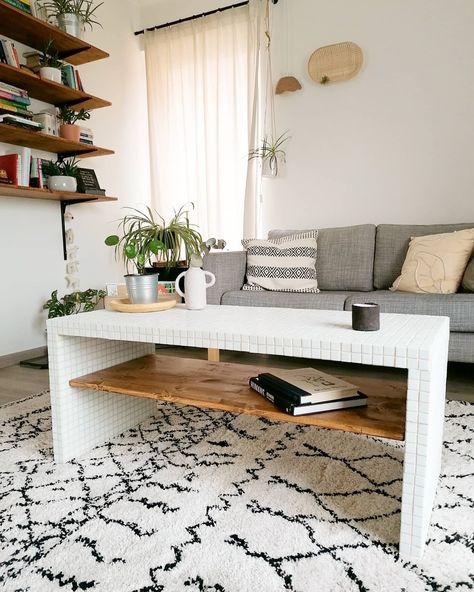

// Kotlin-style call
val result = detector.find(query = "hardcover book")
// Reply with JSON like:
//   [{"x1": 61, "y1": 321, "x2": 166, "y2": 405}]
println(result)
[{"x1": 249, "y1": 376, "x2": 368, "y2": 416}]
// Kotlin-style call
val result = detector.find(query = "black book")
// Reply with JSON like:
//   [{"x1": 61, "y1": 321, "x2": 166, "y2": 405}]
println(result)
[{"x1": 249, "y1": 377, "x2": 368, "y2": 416}]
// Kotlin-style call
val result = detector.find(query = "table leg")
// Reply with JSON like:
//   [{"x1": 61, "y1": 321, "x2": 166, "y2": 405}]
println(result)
[
  {"x1": 208, "y1": 348, "x2": 220, "y2": 362},
  {"x1": 399, "y1": 330, "x2": 449, "y2": 561},
  {"x1": 48, "y1": 332, "x2": 156, "y2": 463}
]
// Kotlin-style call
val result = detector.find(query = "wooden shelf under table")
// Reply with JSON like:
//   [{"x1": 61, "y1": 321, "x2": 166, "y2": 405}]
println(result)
[
  {"x1": 70, "y1": 355, "x2": 406, "y2": 440},
  {"x1": 0, "y1": 63, "x2": 111, "y2": 111},
  {"x1": 0, "y1": 1, "x2": 109, "y2": 65},
  {"x1": 0, "y1": 123, "x2": 114, "y2": 158}
]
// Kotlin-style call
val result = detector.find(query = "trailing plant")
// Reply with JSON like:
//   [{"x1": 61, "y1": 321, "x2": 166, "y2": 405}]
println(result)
[
  {"x1": 42, "y1": 157, "x2": 79, "y2": 177},
  {"x1": 105, "y1": 204, "x2": 203, "y2": 274},
  {"x1": 58, "y1": 106, "x2": 91, "y2": 125},
  {"x1": 248, "y1": 131, "x2": 290, "y2": 176},
  {"x1": 43, "y1": 288, "x2": 106, "y2": 318},
  {"x1": 40, "y1": 39, "x2": 62, "y2": 68},
  {"x1": 38, "y1": 0, "x2": 104, "y2": 29}
]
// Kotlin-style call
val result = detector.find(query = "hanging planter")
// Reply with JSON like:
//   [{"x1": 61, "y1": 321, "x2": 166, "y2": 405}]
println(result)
[{"x1": 248, "y1": 131, "x2": 289, "y2": 177}]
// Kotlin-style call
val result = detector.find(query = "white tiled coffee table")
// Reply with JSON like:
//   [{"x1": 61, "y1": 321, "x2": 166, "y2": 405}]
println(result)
[{"x1": 47, "y1": 305, "x2": 450, "y2": 562}]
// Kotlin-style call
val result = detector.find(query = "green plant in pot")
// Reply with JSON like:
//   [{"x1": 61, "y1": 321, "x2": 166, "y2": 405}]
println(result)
[
  {"x1": 39, "y1": 39, "x2": 63, "y2": 83},
  {"x1": 105, "y1": 214, "x2": 166, "y2": 305},
  {"x1": 57, "y1": 106, "x2": 90, "y2": 143},
  {"x1": 42, "y1": 157, "x2": 79, "y2": 192},
  {"x1": 248, "y1": 131, "x2": 290, "y2": 177},
  {"x1": 43, "y1": 288, "x2": 106, "y2": 318},
  {"x1": 38, "y1": 0, "x2": 104, "y2": 38}
]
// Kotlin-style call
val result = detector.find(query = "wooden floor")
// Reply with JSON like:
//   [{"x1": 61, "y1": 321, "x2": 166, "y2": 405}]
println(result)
[{"x1": 0, "y1": 345, "x2": 473, "y2": 406}]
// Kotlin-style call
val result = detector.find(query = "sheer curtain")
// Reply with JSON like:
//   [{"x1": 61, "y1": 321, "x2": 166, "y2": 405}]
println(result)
[{"x1": 144, "y1": 2, "x2": 263, "y2": 247}]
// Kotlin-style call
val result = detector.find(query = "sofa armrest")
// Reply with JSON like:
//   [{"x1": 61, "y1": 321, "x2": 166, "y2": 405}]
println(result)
[{"x1": 203, "y1": 251, "x2": 247, "y2": 304}]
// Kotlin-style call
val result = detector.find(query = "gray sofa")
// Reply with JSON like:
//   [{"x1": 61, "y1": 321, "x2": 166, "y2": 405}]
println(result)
[{"x1": 203, "y1": 223, "x2": 474, "y2": 363}]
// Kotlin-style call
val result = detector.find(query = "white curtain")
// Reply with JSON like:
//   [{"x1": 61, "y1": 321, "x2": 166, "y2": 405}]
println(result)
[{"x1": 144, "y1": 2, "x2": 264, "y2": 248}]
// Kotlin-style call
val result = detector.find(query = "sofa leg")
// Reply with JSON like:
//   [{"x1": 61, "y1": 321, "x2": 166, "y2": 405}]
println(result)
[{"x1": 208, "y1": 348, "x2": 220, "y2": 362}]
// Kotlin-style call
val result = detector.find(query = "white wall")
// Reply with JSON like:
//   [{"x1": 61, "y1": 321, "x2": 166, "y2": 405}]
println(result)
[
  {"x1": 0, "y1": 0, "x2": 150, "y2": 356},
  {"x1": 263, "y1": 0, "x2": 474, "y2": 233}
]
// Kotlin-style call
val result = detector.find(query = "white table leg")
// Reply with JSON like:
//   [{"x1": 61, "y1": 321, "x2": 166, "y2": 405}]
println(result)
[
  {"x1": 399, "y1": 328, "x2": 449, "y2": 561},
  {"x1": 48, "y1": 332, "x2": 155, "y2": 463}
]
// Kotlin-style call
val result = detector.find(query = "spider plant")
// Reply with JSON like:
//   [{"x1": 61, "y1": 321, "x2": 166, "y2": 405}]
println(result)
[
  {"x1": 248, "y1": 131, "x2": 290, "y2": 176},
  {"x1": 40, "y1": 39, "x2": 62, "y2": 68},
  {"x1": 38, "y1": 0, "x2": 104, "y2": 29},
  {"x1": 42, "y1": 157, "x2": 79, "y2": 177}
]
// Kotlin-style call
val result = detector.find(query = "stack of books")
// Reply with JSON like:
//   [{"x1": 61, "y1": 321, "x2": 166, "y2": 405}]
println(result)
[
  {"x1": 0, "y1": 82, "x2": 33, "y2": 119},
  {"x1": 249, "y1": 367, "x2": 368, "y2": 416},
  {"x1": 0, "y1": 38, "x2": 21, "y2": 68},
  {"x1": 3, "y1": 0, "x2": 32, "y2": 14},
  {"x1": 62, "y1": 64, "x2": 84, "y2": 91},
  {"x1": 79, "y1": 126, "x2": 94, "y2": 145}
]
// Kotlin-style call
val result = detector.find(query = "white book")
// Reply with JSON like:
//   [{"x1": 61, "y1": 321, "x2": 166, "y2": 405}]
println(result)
[{"x1": 266, "y1": 367, "x2": 358, "y2": 397}]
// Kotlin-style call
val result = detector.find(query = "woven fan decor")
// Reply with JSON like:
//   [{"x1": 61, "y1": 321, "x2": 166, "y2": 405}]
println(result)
[{"x1": 308, "y1": 42, "x2": 363, "y2": 84}]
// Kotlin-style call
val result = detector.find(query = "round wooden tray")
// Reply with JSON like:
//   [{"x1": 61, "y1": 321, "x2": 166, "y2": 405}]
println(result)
[{"x1": 109, "y1": 297, "x2": 177, "y2": 313}]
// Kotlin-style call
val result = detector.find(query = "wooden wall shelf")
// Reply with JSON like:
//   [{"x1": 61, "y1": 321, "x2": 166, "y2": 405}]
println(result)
[
  {"x1": 0, "y1": 1, "x2": 109, "y2": 65},
  {"x1": 0, "y1": 184, "x2": 117, "y2": 202},
  {"x1": 0, "y1": 63, "x2": 111, "y2": 111},
  {"x1": 0, "y1": 123, "x2": 114, "y2": 158}
]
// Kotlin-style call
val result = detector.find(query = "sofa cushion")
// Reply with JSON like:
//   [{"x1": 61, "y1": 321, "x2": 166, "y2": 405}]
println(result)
[
  {"x1": 374, "y1": 223, "x2": 474, "y2": 289},
  {"x1": 242, "y1": 232, "x2": 319, "y2": 292},
  {"x1": 462, "y1": 256, "x2": 474, "y2": 292},
  {"x1": 268, "y1": 224, "x2": 376, "y2": 291},
  {"x1": 222, "y1": 290, "x2": 351, "y2": 310},
  {"x1": 344, "y1": 290, "x2": 474, "y2": 332},
  {"x1": 390, "y1": 229, "x2": 474, "y2": 294}
]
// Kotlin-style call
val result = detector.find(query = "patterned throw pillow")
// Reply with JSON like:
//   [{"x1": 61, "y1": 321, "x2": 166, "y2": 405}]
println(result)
[
  {"x1": 241, "y1": 231, "x2": 319, "y2": 292},
  {"x1": 390, "y1": 228, "x2": 474, "y2": 294}
]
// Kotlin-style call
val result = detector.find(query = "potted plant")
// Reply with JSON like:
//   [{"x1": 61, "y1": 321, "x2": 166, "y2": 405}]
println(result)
[
  {"x1": 38, "y1": 0, "x2": 104, "y2": 38},
  {"x1": 248, "y1": 131, "x2": 290, "y2": 177},
  {"x1": 39, "y1": 39, "x2": 63, "y2": 84},
  {"x1": 57, "y1": 106, "x2": 91, "y2": 142},
  {"x1": 43, "y1": 288, "x2": 106, "y2": 318},
  {"x1": 42, "y1": 157, "x2": 79, "y2": 192},
  {"x1": 105, "y1": 215, "x2": 165, "y2": 305}
]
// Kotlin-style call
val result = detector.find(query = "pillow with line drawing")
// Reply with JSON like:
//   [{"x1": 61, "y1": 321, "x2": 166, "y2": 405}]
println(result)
[{"x1": 241, "y1": 231, "x2": 319, "y2": 293}]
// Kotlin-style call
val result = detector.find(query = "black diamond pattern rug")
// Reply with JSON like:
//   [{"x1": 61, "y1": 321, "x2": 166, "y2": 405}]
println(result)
[{"x1": 0, "y1": 392, "x2": 473, "y2": 591}]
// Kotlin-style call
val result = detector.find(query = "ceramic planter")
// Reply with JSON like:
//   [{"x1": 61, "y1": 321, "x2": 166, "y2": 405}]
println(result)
[
  {"x1": 48, "y1": 176, "x2": 77, "y2": 193},
  {"x1": 57, "y1": 13, "x2": 84, "y2": 38},
  {"x1": 39, "y1": 67, "x2": 62, "y2": 84},
  {"x1": 59, "y1": 123, "x2": 81, "y2": 143}
]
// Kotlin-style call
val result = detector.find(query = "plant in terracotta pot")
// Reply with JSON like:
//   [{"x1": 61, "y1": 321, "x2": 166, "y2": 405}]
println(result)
[
  {"x1": 105, "y1": 214, "x2": 166, "y2": 305},
  {"x1": 39, "y1": 39, "x2": 63, "y2": 84},
  {"x1": 57, "y1": 106, "x2": 91, "y2": 142},
  {"x1": 38, "y1": 0, "x2": 104, "y2": 38},
  {"x1": 42, "y1": 157, "x2": 79, "y2": 192}
]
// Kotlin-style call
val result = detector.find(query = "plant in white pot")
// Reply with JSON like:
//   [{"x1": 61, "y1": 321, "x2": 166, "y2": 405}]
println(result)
[
  {"x1": 38, "y1": 0, "x2": 104, "y2": 38},
  {"x1": 57, "y1": 106, "x2": 91, "y2": 143},
  {"x1": 43, "y1": 158, "x2": 78, "y2": 193},
  {"x1": 105, "y1": 214, "x2": 166, "y2": 305},
  {"x1": 39, "y1": 40, "x2": 63, "y2": 84}
]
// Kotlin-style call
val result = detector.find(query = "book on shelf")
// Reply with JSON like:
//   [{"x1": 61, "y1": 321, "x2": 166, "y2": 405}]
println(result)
[
  {"x1": 256, "y1": 367, "x2": 359, "y2": 405},
  {"x1": 0, "y1": 81, "x2": 29, "y2": 98},
  {"x1": 3, "y1": 147, "x2": 31, "y2": 186},
  {"x1": 0, "y1": 113, "x2": 43, "y2": 129},
  {"x1": 0, "y1": 101, "x2": 33, "y2": 118},
  {"x1": 3, "y1": 0, "x2": 32, "y2": 13},
  {"x1": 249, "y1": 376, "x2": 368, "y2": 416},
  {"x1": 0, "y1": 39, "x2": 20, "y2": 68},
  {"x1": 29, "y1": 157, "x2": 43, "y2": 189},
  {"x1": 0, "y1": 90, "x2": 30, "y2": 106},
  {"x1": 0, "y1": 154, "x2": 20, "y2": 185}
]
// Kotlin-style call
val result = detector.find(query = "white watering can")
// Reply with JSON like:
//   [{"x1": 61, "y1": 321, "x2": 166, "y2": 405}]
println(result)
[{"x1": 175, "y1": 255, "x2": 216, "y2": 310}]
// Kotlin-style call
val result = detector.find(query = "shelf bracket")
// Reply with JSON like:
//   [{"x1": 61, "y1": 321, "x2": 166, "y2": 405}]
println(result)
[{"x1": 60, "y1": 198, "x2": 97, "y2": 260}]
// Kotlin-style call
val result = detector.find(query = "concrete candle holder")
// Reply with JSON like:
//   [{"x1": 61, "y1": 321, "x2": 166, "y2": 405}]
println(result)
[{"x1": 352, "y1": 303, "x2": 380, "y2": 331}]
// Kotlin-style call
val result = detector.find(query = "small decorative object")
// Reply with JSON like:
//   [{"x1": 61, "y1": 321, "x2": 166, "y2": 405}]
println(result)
[
  {"x1": 275, "y1": 76, "x2": 302, "y2": 94},
  {"x1": 175, "y1": 254, "x2": 216, "y2": 310},
  {"x1": 57, "y1": 106, "x2": 91, "y2": 143},
  {"x1": 42, "y1": 158, "x2": 79, "y2": 192},
  {"x1": 275, "y1": 0, "x2": 301, "y2": 95},
  {"x1": 38, "y1": 0, "x2": 104, "y2": 37},
  {"x1": 0, "y1": 169, "x2": 12, "y2": 184},
  {"x1": 200, "y1": 237, "x2": 227, "y2": 254},
  {"x1": 39, "y1": 39, "x2": 63, "y2": 83},
  {"x1": 32, "y1": 111, "x2": 58, "y2": 136},
  {"x1": 352, "y1": 303, "x2": 380, "y2": 331},
  {"x1": 308, "y1": 41, "x2": 363, "y2": 85},
  {"x1": 76, "y1": 167, "x2": 104, "y2": 194}
]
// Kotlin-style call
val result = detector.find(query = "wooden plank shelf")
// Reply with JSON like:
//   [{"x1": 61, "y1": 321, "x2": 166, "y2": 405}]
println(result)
[
  {"x1": 70, "y1": 354, "x2": 407, "y2": 440},
  {"x1": 0, "y1": 63, "x2": 111, "y2": 111},
  {"x1": 0, "y1": 123, "x2": 114, "y2": 158},
  {"x1": 0, "y1": 184, "x2": 117, "y2": 202},
  {"x1": 0, "y1": 1, "x2": 109, "y2": 65}
]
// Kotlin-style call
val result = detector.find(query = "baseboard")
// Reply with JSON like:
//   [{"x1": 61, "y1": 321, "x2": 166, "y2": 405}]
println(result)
[{"x1": 0, "y1": 346, "x2": 48, "y2": 369}]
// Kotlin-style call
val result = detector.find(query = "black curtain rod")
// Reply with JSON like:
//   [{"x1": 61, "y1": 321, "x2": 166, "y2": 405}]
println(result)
[{"x1": 134, "y1": 0, "x2": 278, "y2": 36}]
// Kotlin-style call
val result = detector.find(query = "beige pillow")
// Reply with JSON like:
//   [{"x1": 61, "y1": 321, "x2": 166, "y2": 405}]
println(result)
[
  {"x1": 462, "y1": 256, "x2": 474, "y2": 292},
  {"x1": 390, "y1": 228, "x2": 474, "y2": 294}
]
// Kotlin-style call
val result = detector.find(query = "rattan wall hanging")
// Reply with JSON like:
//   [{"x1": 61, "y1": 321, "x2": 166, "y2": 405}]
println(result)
[{"x1": 308, "y1": 41, "x2": 363, "y2": 85}]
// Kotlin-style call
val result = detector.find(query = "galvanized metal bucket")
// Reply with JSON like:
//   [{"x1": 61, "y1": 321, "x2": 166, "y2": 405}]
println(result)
[
  {"x1": 124, "y1": 274, "x2": 159, "y2": 305},
  {"x1": 57, "y1": 13, "x2": 84, "y2": 38}
]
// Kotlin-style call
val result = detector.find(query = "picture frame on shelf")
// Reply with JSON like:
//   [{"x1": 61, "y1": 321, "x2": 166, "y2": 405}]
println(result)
[{"x1": 76, "y1": 167, "x2": 105, "y2": 195}]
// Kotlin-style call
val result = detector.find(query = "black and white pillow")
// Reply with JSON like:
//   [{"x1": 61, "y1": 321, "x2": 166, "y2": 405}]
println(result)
[{"x1": 241, "y1": 231, "x2": 319, "y2": 292}]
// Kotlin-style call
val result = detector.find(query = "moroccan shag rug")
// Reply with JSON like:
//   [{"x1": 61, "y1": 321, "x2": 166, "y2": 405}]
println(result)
[{"x1": 0, "y1": 392, "x2": 473, "y2": 592}]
